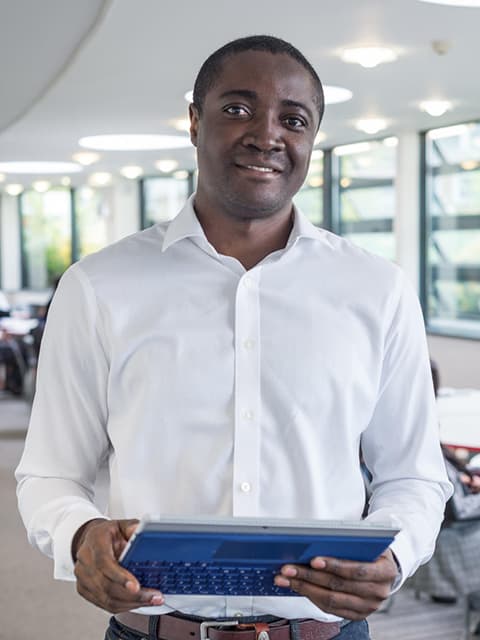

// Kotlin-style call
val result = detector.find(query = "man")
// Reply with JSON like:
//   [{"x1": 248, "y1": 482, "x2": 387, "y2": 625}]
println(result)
[{"x1": 16, "y1": 36, "x2": 451, "y2": 640}]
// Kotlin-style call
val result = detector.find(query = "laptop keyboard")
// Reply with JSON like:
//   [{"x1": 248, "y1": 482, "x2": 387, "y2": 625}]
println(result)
[{"x1": 126, "y1": 561, "x2": 297, "y2": 596}]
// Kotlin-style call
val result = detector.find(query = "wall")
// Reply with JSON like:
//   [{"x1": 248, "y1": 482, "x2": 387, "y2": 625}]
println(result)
[{"x1": 428, "y1": 334, "x2": 480, "y2": 389}]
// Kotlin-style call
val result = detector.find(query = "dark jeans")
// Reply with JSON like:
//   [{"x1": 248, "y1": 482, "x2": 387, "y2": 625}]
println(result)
[{"x1": 105, "y1": 617, "x2": 371, "y2": 640}]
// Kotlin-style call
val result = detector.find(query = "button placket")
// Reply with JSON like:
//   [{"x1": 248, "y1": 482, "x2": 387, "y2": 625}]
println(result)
[{"x1": 232, "y1": 272, "x2": 261, "y2": 517}]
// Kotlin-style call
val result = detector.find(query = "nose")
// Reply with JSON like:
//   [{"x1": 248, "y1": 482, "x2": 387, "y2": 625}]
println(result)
[{"x1": 241, "y1": 111, "x2": 285, "y2": 153}]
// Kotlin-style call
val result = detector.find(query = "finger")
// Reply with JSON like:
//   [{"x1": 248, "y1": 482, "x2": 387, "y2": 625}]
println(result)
[
  {"x1": 118, "y1": 519, "x2": 140, "y2": 540},
  {"x1": 76, "y1": 545, "x2": 139, "y2": 590},
  {"x1": 308, "y1": 554, "x2": 396, "y2": 583},
  {"x1": 276, "y1": 567, "x2": 390, "y2": 601},
  {"x1": 77, "y1": 580, "x2": 164, "y2": 613},
  {"x1": 278, "y1": 579, "x2": 380, "y2": 620}
]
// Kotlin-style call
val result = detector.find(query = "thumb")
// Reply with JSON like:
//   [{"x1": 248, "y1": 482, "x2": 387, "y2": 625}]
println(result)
[{"x1": 118, "y1": 518, "x2": 140, "y2": 541}]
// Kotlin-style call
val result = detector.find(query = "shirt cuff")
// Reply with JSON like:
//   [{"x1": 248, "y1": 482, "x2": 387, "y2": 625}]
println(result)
[
  {"x1": 53, "y1": 506, "x2": 108, "y2": 580},
  {"x1": 388, "y1": 530, "x2": 415, "y2": 593}
]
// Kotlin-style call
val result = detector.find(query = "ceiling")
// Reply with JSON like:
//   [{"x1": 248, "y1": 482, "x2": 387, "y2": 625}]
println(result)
[{"x1": 1, "y1": 0, "x2": 479, "y2": 186}]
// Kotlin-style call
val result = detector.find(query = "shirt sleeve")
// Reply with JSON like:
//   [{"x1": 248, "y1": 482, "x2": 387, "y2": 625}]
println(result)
[
  {"x1": 361, "y1": 269, "x2": 453, "y2": 589},
  {"x1": 15, "y1": 264, "x2": 111, "y2": 580}
]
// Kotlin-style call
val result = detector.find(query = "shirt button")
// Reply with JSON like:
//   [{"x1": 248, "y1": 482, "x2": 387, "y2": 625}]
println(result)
[
  {"x1": 243, "y1": 339, "x2": 255, "y2": 350},
  {"x1": 242, "y1": 409, "x2": 254, "y2": 420},
  {"x1": 240, "y1": 482, "x2": 251, "y2": 493}
]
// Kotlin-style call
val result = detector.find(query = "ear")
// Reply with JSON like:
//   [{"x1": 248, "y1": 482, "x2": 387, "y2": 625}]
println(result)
[{"x1": 189, "y1": 103, "x2": 199, "y2": 147}]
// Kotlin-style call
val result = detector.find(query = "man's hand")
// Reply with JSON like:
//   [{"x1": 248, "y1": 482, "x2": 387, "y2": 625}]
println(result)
[
  {"x1": 274, "y1": 550, "x2": 398, "y2": 621},
  {"x1": 73, "y1": 518, "x2": 164, "y2": 613}
]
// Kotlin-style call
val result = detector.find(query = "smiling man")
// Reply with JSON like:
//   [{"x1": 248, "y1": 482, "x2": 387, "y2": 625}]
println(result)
[{"x1": 16, "y1": 36, "x2": 451, "y2": 640}]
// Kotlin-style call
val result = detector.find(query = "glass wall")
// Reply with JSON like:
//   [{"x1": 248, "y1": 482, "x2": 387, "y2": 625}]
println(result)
[
  {"x1": 75, "y1": 186, "x2": 110, "y2": 259},
  {"x1": 333, "y1": 138, "x2": 397, "y2": 260},
  {"x1": 20, "y1": 188, "x2": 71, "y2": 289},
  {"x1": 141, "y1": 176, "x2": 189, "y2": 227},
  {"x1": 294, "y1": 149, "x2": 323, "y2": 226},
  {"x1": 424, "y1": 122, "x2": 480, "y2": 337}
]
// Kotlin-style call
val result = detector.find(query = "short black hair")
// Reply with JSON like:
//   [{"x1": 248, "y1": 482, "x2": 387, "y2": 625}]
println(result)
[{"x1": 192, "y1": 35, "x2": 324, "y2": 126}]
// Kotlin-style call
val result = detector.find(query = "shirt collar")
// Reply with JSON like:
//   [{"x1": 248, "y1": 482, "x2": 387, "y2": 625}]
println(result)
[{"x1": 162, "y1": 193, "x2": 323, "y2": 253}]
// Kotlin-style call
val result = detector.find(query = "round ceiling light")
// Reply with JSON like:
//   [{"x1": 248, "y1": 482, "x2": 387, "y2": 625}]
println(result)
[
  {"x1": 72, "y1": 152, "x2": 101, "y2": 166},
  {"x1": 323, "y1": 86, "x2": 353, "y2": 105},
  {"x1": 79, "y1": 134, "x2": 192, "y2": 151},
  {"x1": 355, "y1": 118, "x2": 388, "y2": 134},
  {"x1": 0, "y1": 161, "x2": 82, "y2": 174},
  {"x1": 120, "y1": 165, "x2": 144, "y2": 180},
  {"x1": 341, "y1": 47, "x2": 397, "y2": 68},
  {"x1": 418, "y1": 0, "x2": 480, "y2": 6},
  {"x1": 155, "y1": 160, "x2": 179, "y2": 173},
  {"x1": 5, "y1": 183, "x2": 24, "y2": 196},
  {"x1": 420, "y1": 100, "x2": 452, "y2": 116}
]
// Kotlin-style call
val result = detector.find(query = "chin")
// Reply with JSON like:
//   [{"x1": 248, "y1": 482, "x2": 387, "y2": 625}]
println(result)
[{"x1": 225, "y1": 191, "x2": 290, "y2": 219}]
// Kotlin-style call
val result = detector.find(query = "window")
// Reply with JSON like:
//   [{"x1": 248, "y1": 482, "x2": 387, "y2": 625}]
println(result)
[
  {"x1": 141, "y1": 176, "x2": 190, "y2": 227},
  {"x1": 333, "y1": 139, "x2": 397, "y2": 260},
  {"x1": 74, "y1": 186, "x2": 110, "y2": 259},
  {"x1": 20, "y1": 188, "x2": 72, "y2": 289},
  {"x1": 424, "y1": 122, "x2": 480, "y2": 338},
  {"x1": 294, "y1": 149, "x2": 323, "y2": 226}
]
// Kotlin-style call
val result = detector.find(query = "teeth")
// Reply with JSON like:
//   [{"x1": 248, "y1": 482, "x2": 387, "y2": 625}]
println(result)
[{"x1": 246, "y1": 165, "x2": 275, "y2": 173}]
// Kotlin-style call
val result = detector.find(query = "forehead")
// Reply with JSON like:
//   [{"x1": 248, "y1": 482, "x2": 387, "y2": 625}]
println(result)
[{"x1": 207, "y1": 50, "x2": 319, "y2": 113}]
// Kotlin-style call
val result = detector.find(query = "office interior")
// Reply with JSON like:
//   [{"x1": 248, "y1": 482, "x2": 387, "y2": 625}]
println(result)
[{"x1": 1, "y1": 1, "x2": 480, "y2": 638}]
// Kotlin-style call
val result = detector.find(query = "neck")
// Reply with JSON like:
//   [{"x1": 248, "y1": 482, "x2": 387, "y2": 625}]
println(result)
[{"x1": 193, "y1": 199, "x2": 294, "y2": 270}]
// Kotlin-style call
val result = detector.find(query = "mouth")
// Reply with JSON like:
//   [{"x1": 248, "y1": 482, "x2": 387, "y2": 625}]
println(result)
[{"x1": 235, "y1": 163, "x2": 283, "y2": 178}]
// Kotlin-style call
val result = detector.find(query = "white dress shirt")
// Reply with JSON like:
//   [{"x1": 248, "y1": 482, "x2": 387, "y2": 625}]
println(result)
[{"x1": 16, "y1": 195, "x2": 451, "y2": 622}]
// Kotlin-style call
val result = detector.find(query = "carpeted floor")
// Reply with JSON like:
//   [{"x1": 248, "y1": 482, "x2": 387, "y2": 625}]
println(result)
[{"x1": 0, "y1": 393, "x2": 476, "y2": 639}]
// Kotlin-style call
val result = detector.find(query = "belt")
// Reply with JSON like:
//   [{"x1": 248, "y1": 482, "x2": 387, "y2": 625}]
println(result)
[{"x1": 115, "y1": 612, "x2": 342, "y2": 640}]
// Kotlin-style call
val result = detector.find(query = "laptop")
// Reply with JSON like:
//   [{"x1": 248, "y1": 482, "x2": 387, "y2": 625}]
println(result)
[{"x1": 119, "y1": 516, "x2": 399, "y2": 597}]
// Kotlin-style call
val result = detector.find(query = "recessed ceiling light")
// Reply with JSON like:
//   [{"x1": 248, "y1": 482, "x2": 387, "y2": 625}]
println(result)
[
  {"x1": 32, "y1": 180, "x2": 51, "y2": 193},
  {"x1": 308, "y1": 176, "x2": 324, "y2": 188},
  {"x1": 79, "y1": 134, "x2": 191, "y2": 151},
  {"x1": 418, "y1": 0, "x2": 480, "y2": 6},
  {"x1": 155, "y1": 160, "x2": 179, "y2": 173},
  {"x1": 120, "y1": 165, "x2": 144, "y2": 180},
  {"x1": 170, "y1": 118, "x2": 191, "y2": 132},
  {"x1": 460, "y1": 160, "x2": 479, "y2": 170},
  {"x1": 60, "y1": 176, "x2": 72, "y2": 187},
  {"x1": 72, "y1": 151, "x2": 101, "y2": 166},
  {"x1": 334, "y1": 142, "x2": 372, "y2": 156},
  {"x1": 184, "y1": 90, "x2": 194, "y2": 103},
  {"x1": 383, "y1": 136, "x2": 399, "y2": 147},
  {"x1": 420, "y1": 99, "x2": 452, "y2": 116},
  {"x1": 355, "y1": 118, "x2": 388, "y2": 134},
  {"x1": 0, "y1": 161, "x2": 82, "y2": 174},
  {"x1": 341, "y1": 46, "x2": 397, "y2": 68},
  {"x1": 5, "y1": 183, "x2": 24, "y2": 196},
  {"x1": 79, "y1": 186, "x2": 95, "y2": 199},
  {"x1": 323, "y1": 85, "x2": 353, "y2": 105},
  {"x1": 89, "y1": 172, "x2": 112, "y2": 187},
  {"x1": 173, "y1": 170, "x2": 189, "y2": 180}
]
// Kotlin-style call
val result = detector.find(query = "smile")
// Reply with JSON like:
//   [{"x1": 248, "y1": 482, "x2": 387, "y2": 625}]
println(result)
[
  {"x1": 236, "y1": 163, "x2": 282, "y2": 174},
  {"x1": 246, "y1": 165, "x2": 275, "y2": 173}
]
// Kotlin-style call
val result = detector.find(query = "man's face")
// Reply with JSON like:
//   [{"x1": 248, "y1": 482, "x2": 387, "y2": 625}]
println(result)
[{"x1": 190, "y1": 50, "x2": 321, "y2": 221}]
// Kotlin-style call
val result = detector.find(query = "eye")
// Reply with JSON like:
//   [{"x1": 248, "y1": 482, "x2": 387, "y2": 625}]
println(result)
[
  {"x1": 284, "y1": 115, "x2": 307, "y2": 129},
  {"x1": 223, "y1": 104, "x2": 250, "y2": 117}
]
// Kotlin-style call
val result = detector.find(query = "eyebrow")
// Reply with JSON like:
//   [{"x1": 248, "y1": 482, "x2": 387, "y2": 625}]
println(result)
[{"x1": 217, "y1": 90, "x2": 315, "y2": 123}]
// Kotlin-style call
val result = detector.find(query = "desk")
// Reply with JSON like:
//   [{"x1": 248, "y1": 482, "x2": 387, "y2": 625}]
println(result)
[
  {"x1": 437, "y1": 388, "x2": 480, "y2": 452},
  {"x1": 0, "y1": 317, "x2": 38, "y2": 337}
]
